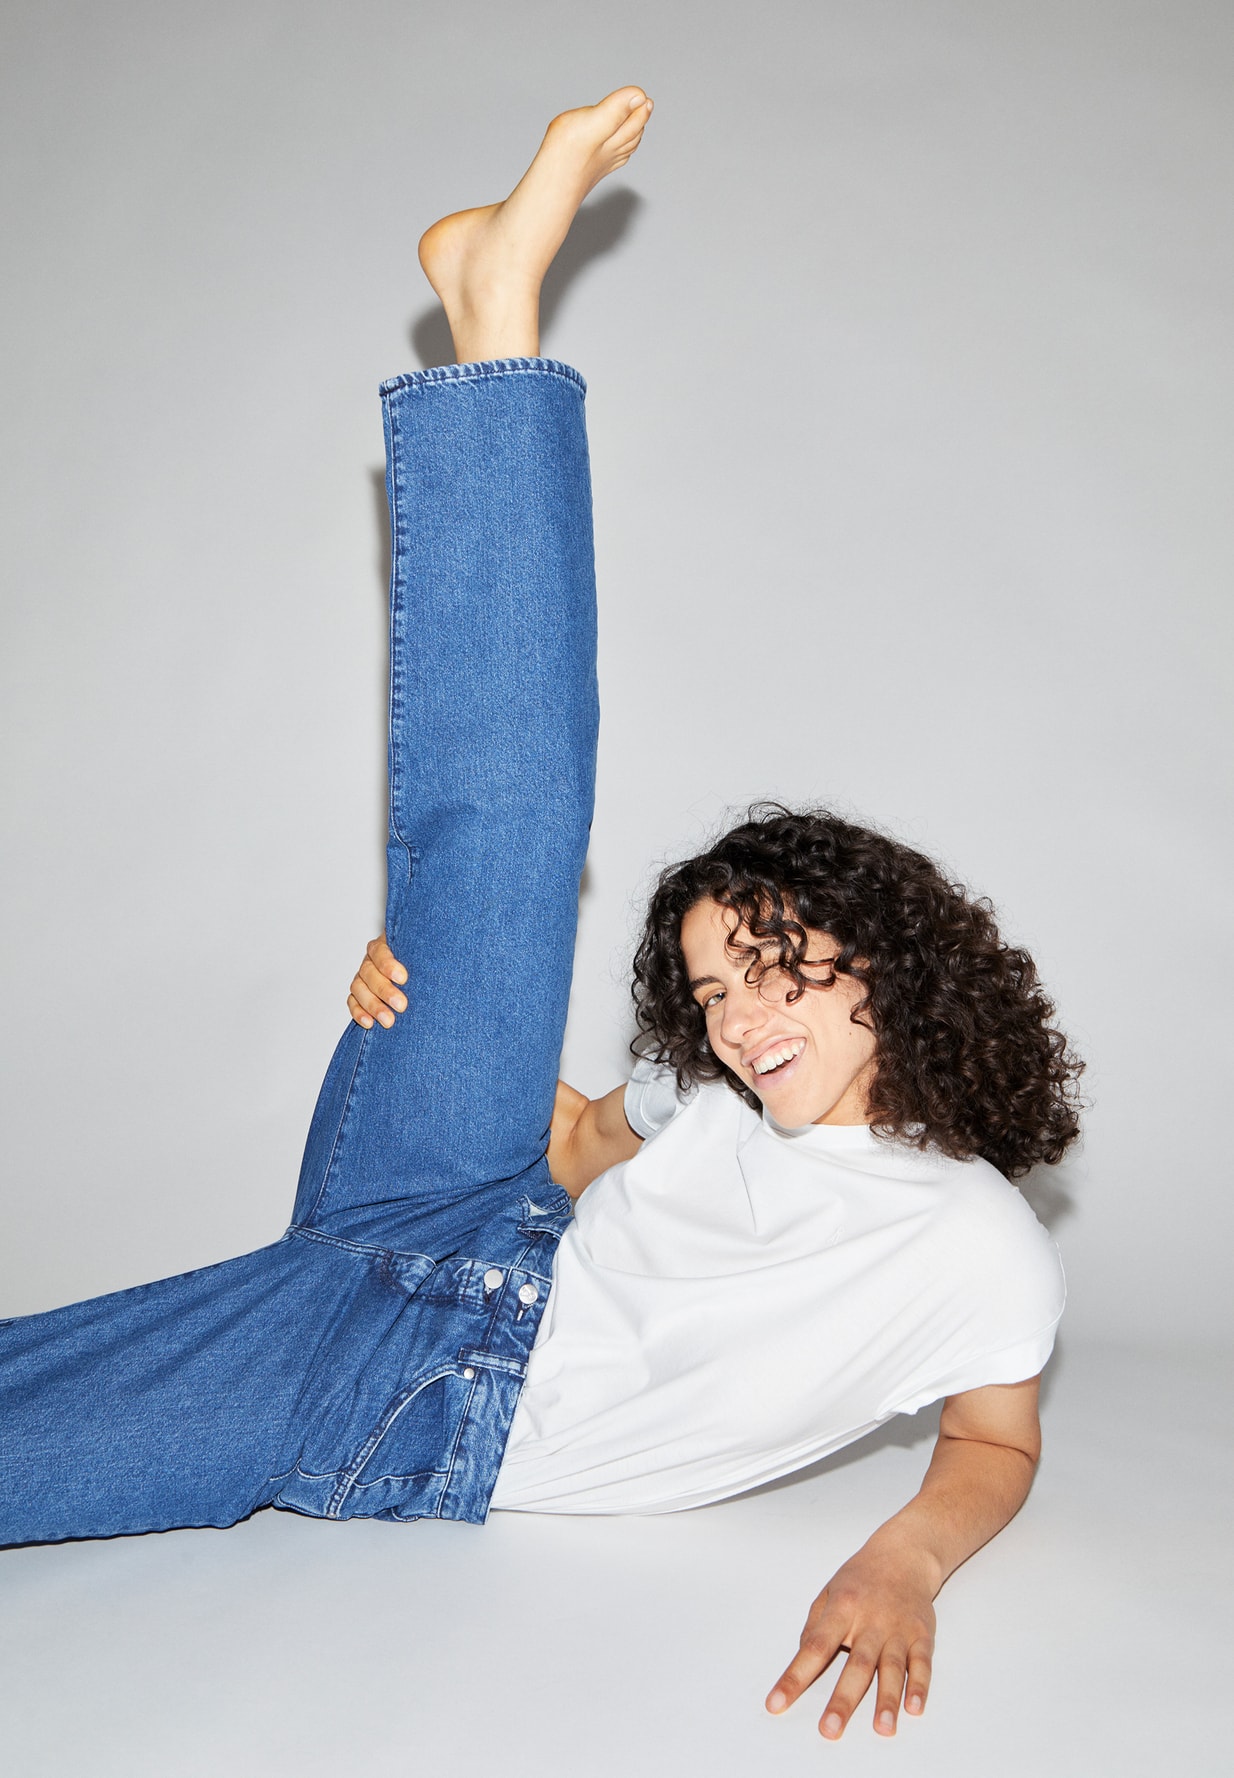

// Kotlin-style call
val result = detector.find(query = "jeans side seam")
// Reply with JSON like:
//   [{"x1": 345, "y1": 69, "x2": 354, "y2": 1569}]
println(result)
[
  {"x1": 385, "y1": 400, "x2": 409, "y2": 858},
  {"x1": 296, "y1": 1031, "x2": 370, "y2": 1227}
]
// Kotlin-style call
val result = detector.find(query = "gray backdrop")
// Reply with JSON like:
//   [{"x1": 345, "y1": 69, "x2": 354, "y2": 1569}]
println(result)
[{"x1": 2, "y1": 0, "x2": 1231, "y2": 1352}]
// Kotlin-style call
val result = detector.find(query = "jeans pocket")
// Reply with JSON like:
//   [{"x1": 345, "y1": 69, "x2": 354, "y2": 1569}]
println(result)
[{"x1": 349, "y1": 1366, "x2": 470, "y2": 1485}]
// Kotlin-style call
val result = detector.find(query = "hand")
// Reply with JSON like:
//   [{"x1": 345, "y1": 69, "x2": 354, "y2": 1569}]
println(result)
[
  {"x1": 765, "y1": 1534, "x2": 937, "y2": 1739},
  {"x1": 347, "y1": 934, "x2": 408, "y2": 1029}
]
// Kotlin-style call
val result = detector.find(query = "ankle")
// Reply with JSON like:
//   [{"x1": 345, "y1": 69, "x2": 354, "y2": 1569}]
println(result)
[{"x1": 450, "y1": 293, "x2": 541, "y2": 364}]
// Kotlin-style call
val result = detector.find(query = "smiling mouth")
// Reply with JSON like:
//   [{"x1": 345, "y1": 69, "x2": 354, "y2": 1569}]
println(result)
[{"x1": 749, "y1": 1039, "x2": 806, "y2": 1078}]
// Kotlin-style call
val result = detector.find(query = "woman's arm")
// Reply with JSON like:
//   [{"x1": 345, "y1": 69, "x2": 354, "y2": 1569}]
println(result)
[
  {"x1": 547, "y1": 1080, "x2": 643, "y2": 1198},
  {"x1": 347, "y1": 937, "x2": 641, "y2": 1196},
  {"x1": 766, "y1": 1374, "x2": 1043, "y2": 1739}
]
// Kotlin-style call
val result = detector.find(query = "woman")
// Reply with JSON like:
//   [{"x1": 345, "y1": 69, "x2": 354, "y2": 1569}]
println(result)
[{"x1": 0, "y1": 88, "x2": 1080, "y2": 1742}]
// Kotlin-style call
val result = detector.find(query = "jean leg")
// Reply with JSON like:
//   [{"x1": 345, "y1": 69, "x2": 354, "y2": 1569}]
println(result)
[
  {"x1": 292, "y1": 360, "x2": 598, "y2": 1253},
  {"x1": 0, "y1": 363, "x2": 595, "y2": 1544},
  {"x1": 0, "y1": 1239, "x2": 325, "y2": 1543},
  {"x1": 0, "y1": 1225, "x2": 520, "y2": 1543}
]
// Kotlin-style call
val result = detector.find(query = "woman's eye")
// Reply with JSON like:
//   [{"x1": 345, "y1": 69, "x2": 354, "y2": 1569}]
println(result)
[{"x1": 701, "y1": 990, "x2": 724, "y2": 1011}]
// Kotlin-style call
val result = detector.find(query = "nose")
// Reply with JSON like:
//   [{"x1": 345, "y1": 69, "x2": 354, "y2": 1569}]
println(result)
[{"x1": 717, "y1": 977, "x2": 770, "y2": 1053}]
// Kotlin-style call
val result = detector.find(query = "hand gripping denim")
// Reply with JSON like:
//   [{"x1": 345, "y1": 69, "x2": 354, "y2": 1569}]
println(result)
[{"x1": 0, "y1": 359, "x2": 597, "y2": 1544}]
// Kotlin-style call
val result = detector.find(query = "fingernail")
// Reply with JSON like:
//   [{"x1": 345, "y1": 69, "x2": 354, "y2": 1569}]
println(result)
[
  {"x1": 393, "y1": 969, "x2": 407, "y2": 984},
  {"x1": 380, "y1": 1013, "x2": 393, "y2": 1028},
  {"x1": 821, "y1": 1713, "x2": 843, "y2": 1739},
  {"x1": 393, "y1": 997, "x2": 407, "y2": 1013},
  {"x1": 766, "y1": 1690, "x2": 786, "y2": 1714},
  {"x1": 628, "y1": 93, "x2": 643, "y2": 107},
  {"x1": 877, "y1": 1709, "x2": 895, "y2": 1735},
  {"x1": 906, "y1": 1694, "x2": 924, "y2": 1714}
]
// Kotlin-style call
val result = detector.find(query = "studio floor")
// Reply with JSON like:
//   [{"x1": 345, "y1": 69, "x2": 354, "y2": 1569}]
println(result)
[{"x1": 2, "y1": 1341, "x2": 1227, "y2": 1778}]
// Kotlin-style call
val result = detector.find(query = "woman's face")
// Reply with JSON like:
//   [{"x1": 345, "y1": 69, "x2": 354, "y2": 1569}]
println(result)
[{"x1": 679, "y1": 897, "x2": 878, "y2": 1127}]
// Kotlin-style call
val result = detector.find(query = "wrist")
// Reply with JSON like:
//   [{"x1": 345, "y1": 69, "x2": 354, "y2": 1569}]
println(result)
[{"x1": 861, "y1": 1518, "x2": 947, "y2": 1599}]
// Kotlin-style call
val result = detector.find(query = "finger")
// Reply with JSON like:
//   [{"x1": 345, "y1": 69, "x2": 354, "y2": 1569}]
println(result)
[
  {"x1": 818, "y1": 1640, "x2": 880, "y2": 1740},
  {"x1": 347, "y1": 993, "x2": 374, "y2": 1030},
  {"x1": 359, "y1": 955, "x2": 408, "y2": 1012},
  {"x1": 873, "y1": 1644, "x2": 909, "y2": 1737},
  {"x1": 904, "y1": 1638, "x2": 934, "y2": 1717},
  {"x1": 367, "y1": 935, "x2": 408, "y2": 987},
  {"x1": 765, "y1": 1606, "x2": 848, "y2": 1713},
  {"x1": 350, "y1": 978, "x2": 397, "y2": 1028},
  {"x1": 358, "y1": 958, "x2": 408, "y2": 1014}
]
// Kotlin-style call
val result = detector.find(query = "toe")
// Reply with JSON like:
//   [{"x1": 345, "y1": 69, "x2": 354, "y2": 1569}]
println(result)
[
  {"x1": 608, "y1": 101, "x2": 651, "y2": 150},
  {"x1": 594, "y1": 85, "x2": 649, "y2": 135}
]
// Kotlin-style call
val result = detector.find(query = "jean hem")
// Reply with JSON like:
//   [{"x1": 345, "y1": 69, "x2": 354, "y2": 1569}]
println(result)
[{"x1": 379, "y1": 358, "x2": 586, "y2": 398}]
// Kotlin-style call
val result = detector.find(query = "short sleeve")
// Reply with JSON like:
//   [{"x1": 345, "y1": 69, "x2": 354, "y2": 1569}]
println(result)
[
  {"x1": 879, "y1": 1170, "x2": 1067, "y2": 1418},
  {"x1": 887, "y1": 1314, "x2": 1063, "y2": 1416},
  {"x1": 623, "y1": 1055, "x2": 697, "y2": 1141}
]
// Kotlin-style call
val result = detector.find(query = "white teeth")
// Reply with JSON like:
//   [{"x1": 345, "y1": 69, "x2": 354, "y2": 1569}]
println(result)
[{"x1": 752, "y1": 1041, "x2": 804, "y2": 1076}]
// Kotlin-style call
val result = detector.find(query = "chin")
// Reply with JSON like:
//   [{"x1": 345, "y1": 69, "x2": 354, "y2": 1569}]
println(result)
[
  {"x1": 754, "y1": 1088, "x2": 817, "y2": 1127},
  {"x1": 759, "y1": 1083, "x2": 849, "y2": 1128}
]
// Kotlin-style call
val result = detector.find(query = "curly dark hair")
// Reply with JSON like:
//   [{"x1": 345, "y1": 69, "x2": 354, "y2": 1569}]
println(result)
[{"x1": 631, "y1": 805, "x2": 1083, "y2": 1179}]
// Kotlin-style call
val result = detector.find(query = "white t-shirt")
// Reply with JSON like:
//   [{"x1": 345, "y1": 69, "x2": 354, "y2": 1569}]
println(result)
[{"x1": 489, "y1": 1059, "x2": 1065, "y2": 1515}]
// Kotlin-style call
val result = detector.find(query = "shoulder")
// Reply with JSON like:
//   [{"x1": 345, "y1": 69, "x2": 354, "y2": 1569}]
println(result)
[
  {"x1": 918, "y1": 1151, "x2": 1066, "y2": 1326},
  {"x1": 876, "y1": 1150, "x2": 1066, "y2": 1414}
]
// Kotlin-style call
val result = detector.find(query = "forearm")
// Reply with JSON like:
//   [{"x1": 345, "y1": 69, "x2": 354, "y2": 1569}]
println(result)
[
  {"x1": 863, "y1": 1431, "x2": 1037, "y2": 1596},
  {"x1": 548, "y1": 1081, "x2": 642, "y2": 1197},
  {"x1": 767, "y1": 1378, "x2": 1044, "y2": 1735}
]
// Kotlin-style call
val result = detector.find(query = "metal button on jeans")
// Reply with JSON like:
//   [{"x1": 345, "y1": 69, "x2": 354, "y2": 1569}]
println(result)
[
  {"x1": 483, "y1": 1268, "x2": 504, "y2": 1291},
  {"x1": 462, "y1": 1367, "x2": 475, "y2": 1380},
  {"x1": 517, "y1": 1283, "x2": 539, "y2": 1306}
]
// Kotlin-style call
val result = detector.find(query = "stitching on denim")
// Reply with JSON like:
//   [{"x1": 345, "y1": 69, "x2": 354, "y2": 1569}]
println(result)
[
  {"x1": 513, "y1": 1264, "x2": 556, "y2": 1286},
  {"x1": 457, "y1": 1346, "x2": 526, "y2": 1378},
  {"x1": 288, "y1": 1223, "x2": 406, "y2": 1261},
  {"x1": 504, "y1": 1236, "x2": 557, "y2": 1287},
  {"x1": 516, "y1": 1188, "x2": 573, "y2": 1236},
  {"x1": 435, "y1": 1256, "x2": 556, "y2": 1519},
  {"x1": 271, "y1": 1461, "x2": 358, "y2": 1496},
  {"x1": 380, "y1": 357, "x2": 585, "y2": 391},
  {"x1": 378, "y1": 358, "x2": 586, "y2": 398},
  {"x1": 385, "y1": 406, "x2": 409, "y2": 860},
  {"x1": 439, "y1": 1333, "x2": 537, "y2": 1520},
  {"x1": 347, "y1": 1466, "x2": 449, "y2": 1489},
  {"x1": 328, "y1": 1366, "x2": 458, "y2": 1516},
  {"x1": 436, "y1": 1359, "x2": 483, "y2": 1511}
]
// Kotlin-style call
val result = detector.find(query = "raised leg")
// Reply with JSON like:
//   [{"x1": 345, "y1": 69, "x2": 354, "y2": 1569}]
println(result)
[
  {"x1": 293, "y1": 90, "x2": 651, "y2": 1255},
  {"x1": 291, "y1": 361, "x2": 596, "y2": 1252}
]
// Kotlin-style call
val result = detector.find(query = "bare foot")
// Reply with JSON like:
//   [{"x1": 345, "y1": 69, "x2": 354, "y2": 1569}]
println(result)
[{"x1": 418, "y1": 86, "x2": 652, "y2": 363}]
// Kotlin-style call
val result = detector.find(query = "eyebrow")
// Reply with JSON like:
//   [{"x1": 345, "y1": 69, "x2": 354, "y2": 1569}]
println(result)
[{"x1": 687, "y1": 975, "x2": 723, "y2": 992}]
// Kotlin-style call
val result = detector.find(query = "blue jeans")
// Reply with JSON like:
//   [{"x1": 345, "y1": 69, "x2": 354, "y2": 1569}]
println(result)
[{"x1": 0, "y1": 359, "x2": 597, "y2": 1544}]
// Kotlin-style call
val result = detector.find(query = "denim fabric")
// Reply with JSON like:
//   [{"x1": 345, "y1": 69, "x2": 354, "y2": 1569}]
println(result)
[{"x1": 0, "y1": 359, "x2": 596, "y2": 1545}]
